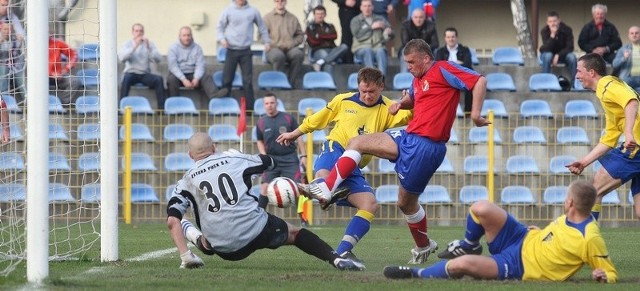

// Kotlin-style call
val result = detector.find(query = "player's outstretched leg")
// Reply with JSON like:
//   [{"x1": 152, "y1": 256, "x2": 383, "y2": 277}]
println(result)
[
  {"x1": 293, "y1": 227, "x2": 365, "y2": 271},
  {"x1": 384, "y1": 260, "x2": 450, "y2": 279},
  {"x1": 336, "y1": 209, "x2": 375, "y2": 265},
  {"x1": 298, "y1": 178, "x2": 350, "y2": 210},
  {"x1": 405, "y1": 205, "x2": 438, "y2": 264},
  {"x1": 437, "y1": 207, "x2": 484, "y2": 259}
]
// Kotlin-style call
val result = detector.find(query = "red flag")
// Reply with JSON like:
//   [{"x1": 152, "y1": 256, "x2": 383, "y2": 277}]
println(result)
[{"x1": 237, "y1": 96, "x2": 246, "y2": 136}]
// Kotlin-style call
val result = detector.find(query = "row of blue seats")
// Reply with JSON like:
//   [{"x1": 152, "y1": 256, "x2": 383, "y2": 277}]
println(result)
[
  {"x1": 0, "y1": 182, "x2": 159, "y2": 203},
  {"x1": 373, "y1": 184, "x2": 633, "y2": 205}
]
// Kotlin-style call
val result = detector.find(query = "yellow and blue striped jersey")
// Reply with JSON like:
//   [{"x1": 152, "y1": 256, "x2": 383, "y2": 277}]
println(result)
[
  {"x1": 521, "y1": 215, "x2": 617, "y2": 283},
  {"x1": 298, "y1": 92, "x2": 412, "y2": 167},
  {"x1": 596, "y1": 76, "x2": 640, "y2": 151}
]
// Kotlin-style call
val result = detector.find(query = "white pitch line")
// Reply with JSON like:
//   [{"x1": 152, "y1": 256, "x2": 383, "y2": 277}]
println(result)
[{"x1": 126, "y1": 248, "x2": 176, "y2": 262}]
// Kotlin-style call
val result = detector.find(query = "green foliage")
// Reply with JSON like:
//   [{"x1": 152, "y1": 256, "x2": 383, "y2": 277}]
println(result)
[{"x1": 1, "y1": 224, "x2": 639, "y2": 290}]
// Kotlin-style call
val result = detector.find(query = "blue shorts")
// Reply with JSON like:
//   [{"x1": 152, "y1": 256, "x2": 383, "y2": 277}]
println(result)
[
  {"x1": 387, "y1": 129, "x2": 446, "y2": 193},
  {"x1": 599, "y1": 147, "x2": 640, "y2": 195},
  {"x1": 489, "y1": 214, "x2": 527, "y2": 280},
  {"x1": 314, "y1": 140, "x2": 374, "y2": 207}
]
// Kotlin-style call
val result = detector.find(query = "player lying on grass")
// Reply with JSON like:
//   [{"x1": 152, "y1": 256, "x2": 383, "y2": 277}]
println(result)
[
  {"x1": 384, "y1": 180, "x2": 618, "y2": 283},
  {"x1": 166, "y1": 132, "x2": 364, "y2": 271}
]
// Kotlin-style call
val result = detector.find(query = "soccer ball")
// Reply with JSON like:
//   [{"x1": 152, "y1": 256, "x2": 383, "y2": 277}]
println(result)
[{"x1": 266, "y1": 177, "x2": 300, "y2": 208}]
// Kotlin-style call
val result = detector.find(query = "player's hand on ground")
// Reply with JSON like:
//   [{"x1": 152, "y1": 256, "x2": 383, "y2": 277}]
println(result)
[
  {"x1": 592, "y1": 268, "x2": 607, "y2": 283},
  {"x1": 565, "y1": 161, "x2": 585, "y2": 175}
]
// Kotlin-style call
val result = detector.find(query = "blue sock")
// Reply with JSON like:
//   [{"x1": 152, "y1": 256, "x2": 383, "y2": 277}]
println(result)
[
  {"x1": 415, "y1": 260, "x2": 449, "y2": 278},
  {"x1": 592, "y1": 203, "x2": 601, "y2": 221},
  {"x1": 336, "y1": 210, "x2": 373, "y2": 254},
  {"x1": 460, "y1": 209, "x2": 484, "y2": 248}
]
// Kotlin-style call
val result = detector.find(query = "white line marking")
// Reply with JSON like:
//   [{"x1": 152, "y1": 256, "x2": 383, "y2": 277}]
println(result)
[{"x1": 126, "y1": 248, "x2": 176, "y2": 262}]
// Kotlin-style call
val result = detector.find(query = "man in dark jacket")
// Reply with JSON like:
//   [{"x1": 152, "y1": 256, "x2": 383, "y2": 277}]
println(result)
[
  {"x1": 434, "y1": 27, "x2": 473, "y2": 113},
  {"x1": 306, "y1": 5, "x2": 348, "y2": 73},
  {"x1": 540, "y1": 11, "x2": 576, "y2": 86},
  {"x1": 331, "y1": 0, "x2": 361, "y2": 63},
  {"x1": 578, "y1": 3, "x2": 622, "y2": 64},
  {"x1": 399, "y1": 8, "x2": 438, "y2": 72}
]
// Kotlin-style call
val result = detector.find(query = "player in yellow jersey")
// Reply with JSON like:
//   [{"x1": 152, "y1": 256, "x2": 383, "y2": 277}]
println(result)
[
  {"x1": 383, "y1": 180, "x2": 618, "y2": 283},
  {"x1": 276, "y1": 67, "x2": 412, "y2": 264},
  {"x1": 567, "y1": 53, "x2": 640, "y2": 220}
]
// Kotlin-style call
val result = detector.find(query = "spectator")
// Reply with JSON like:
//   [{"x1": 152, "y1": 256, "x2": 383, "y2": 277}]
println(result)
[
  {"x1": 403, "y1": 0, "x2": 439, "y2": 21},
  {"x1": 0, "y1": 94, "x2": 9, "y2": 143},
  {"x1": 578, "y1": 4, "x2": 622, "y2": 64},
  {"x1": 612, "y1": 26, "x2": 640, "y2": 90},
  {"x1": 166, "y1": 26, "x2": 216, "y2": 100},
  {"x1": 304, "y1": 0, "x2": 324, "y2": 26},
  {"x1": 400, "y1": 8, "x2": 438, "y2": 73},
  {"x1": 351, "y1": 0, "x2": 393, "y2": 76},
  {"x1": 331, "y1": 0, "x2": 360, "y2": 64},
  {"x1": 49, "y1": 31, "x2": 81, "y2": 104},
  {"x1": 263, "y1": 0, "x2": 305, "y2": 89},
  {"x1": 215, "y1": 0, "x2": 270, "y2": 108},
  {"x1": 539, "y1": 11, "x2": 577, "y2": 86},
  {"x1": 0, "y1": 22, "x2": 23, "y2": 102},
  {"x1": 306, "y1": 5, "x2": 349, "y2": 73},
  {"x1": 118, "y1": 23, "x2": 165, "y2": 109},
  {"x1": 0, "y1": 0, "x2": 23, "y2": 41},
  {"x1": 435, "y1": 27, "x2": 473, "y2": 113},
  {"x1": 372, "y1": 0, "x2": 398, "y2": 20}
]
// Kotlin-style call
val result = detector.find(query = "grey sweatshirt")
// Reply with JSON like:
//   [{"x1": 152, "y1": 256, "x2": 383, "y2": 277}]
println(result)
[
  {"x1": 118, "y1": 39, "x2": 162, "y2": 74},
  {"x1": 167, "y1": 41, "x2": 205, "y2": 80},
  {"x1": 217, "y1": 1, "x2": 270, "y2": 50}
]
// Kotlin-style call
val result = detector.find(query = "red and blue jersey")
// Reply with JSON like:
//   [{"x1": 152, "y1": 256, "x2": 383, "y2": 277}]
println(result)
[{"x1": 408, "y1": 61, "x2": 480, "y2": 142}]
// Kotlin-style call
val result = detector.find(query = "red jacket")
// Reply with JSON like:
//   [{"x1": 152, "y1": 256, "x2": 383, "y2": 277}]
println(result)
[{"x1": 48, "y1": 37, "x2": 77, "y2": 77}]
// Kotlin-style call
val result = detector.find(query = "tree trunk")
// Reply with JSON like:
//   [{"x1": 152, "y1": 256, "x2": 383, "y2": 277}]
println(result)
[{"x1": 510, "y1": 0, "x2": 535, "y2": 59}]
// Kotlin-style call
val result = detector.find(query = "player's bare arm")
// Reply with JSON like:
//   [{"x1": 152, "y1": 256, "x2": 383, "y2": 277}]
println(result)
[
  {"x1": 389, "y1": 90, "x2": 414, "y2": 115},
  {"x1": 566, "y1": 143, "x2": 612, "y2": 175},
  {"x1": 469, "y1": 76, "x2": 490, "y2": 127},
  {"x1": 276, "y1": 128, "x2": 304, "y2": 146}
]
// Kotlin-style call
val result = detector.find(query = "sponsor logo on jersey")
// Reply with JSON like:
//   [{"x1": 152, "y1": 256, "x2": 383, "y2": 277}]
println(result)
[
  {"x1": 542, "y1": 231, "x2": 554, "y2": 242},
  {"x1": 422, "y1": 80, "x2": 429, "y2": 91},
  {"x1": 345, "y1": 109, "x2": 357, "y2": 114}
]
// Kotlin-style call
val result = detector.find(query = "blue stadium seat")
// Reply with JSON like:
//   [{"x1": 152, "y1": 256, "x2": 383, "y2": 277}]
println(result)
[
  {"x1": 449, "y1": 128, "x2": 459, "y2": 144},
  {"x1": 375, "y1": 184, "x2": 399, "y2": 203},
  {"x1": 49, "y1": 152, "x2": 71, "y2": 171},
  {"x1": 0, "y1": 152, "x2": 25, "y2": 171},
  {"x1": 9, "y1": 123, "x2": 23, "y2": 141},
  {"x1": 75, "y1": 95, "x2": 100, "y2": 114},
  {"x1": 76, "y1": 68, "x2": 99, "y2": 87},
  {"x1": 78, "y1": 152, "x2": 100, "y2": 172},
  {"x1": 81, "y1": 183, "x2": 101, "y2": 203},
  {"x1": 469, "y1": 47, "x2": 479, "y2": 65},
  {"x1": 165, "y1": 152, "x2": 195, "y2": 172},
  {"x1": 301, "y1": 129, "x2": 327, "y2": 142},
  {"x1": 0, "y1": 183, "x2": 26, "y2": 202},
  {"x1": 258, "y1": 71, "x2": 292, "y2": 90},
  {"x1": 543, "y1": 186, "x2": 568, "y2": 204},
  {"x1": 565, "y1": 100, "x2": 598, "y2": 118},
  {"x1": 253, "y1": 97, "x2": 285, "y2": 116},
  {"x1": 513, "y1": 126, "x2": 546, "y2": 144},
  {"x1": 485, "y1": 73, "x2": 516, "y2": 92},
  {"x1": 124, "y1": 152, "x2": 157, "y2": 171},
  {"x1": 392, "y1": 72, "x2": 413, "y2": 90},
  {"x1": 602, "y1": 190, "x2": 621, "y2": 205},
  {"x1": 420, "y1": 185, "x2": 452, "y2": 204},
  {"x1": 501, "y1": 186, "x2": 535, "y2": 204},
  {"x1": 77, "y1": 123, "x2": 100, "y2": 141},
  {"x1": 548, "y1": 155, "x2": 575, "y2": 174},
  {"x1": 347, "y1": 72, "x2": 358, "y2": 90},
  {"x1": 2, "y1": 94, "x2": 21, "y2": 113},
  {"x1": 49, "y1": 123, "x2": 69, "y2": 141},
  {"x1": 481, "y1": 99, "x2": 508, "y2": 118},
  {"x1": 119, "y1": 123, "x2": 155, "y2": 141},
  {"x1": 506, "y1": 155, "x2": 539, "y2": 174},
  {"x1": 131, "y1": 183, "x2": 160, "y2": 203},
  {"x1": 528, "y1": 73, "x2": 562, "y2": 92},
  {"x1": 556, "y1": 126, "x2": 590, "y2": 144},
  {"x1": 77, "y1": 43, "x2": 99, "y2": 62},
  {"x1": 463, "y1": 155, "x2": 490, "y2": 173},
  {"x1": 49, "y1": 95, "x2": 66, "y2": 113},
  {"x1": 166, "y1": 184, "x2": 177, "y2": 201},
  {"x1": 303, "y1": 72, "x2": 337, "y2": 90},
  {"x1": 216, "y1": 47, "x2": 226, "y2": 63},
  {"x1": 378, "y1": 159, "x2": 395, "y2": 173},
  {"x1": 492, "y1": 47, "x2": 524, "y2": 66},
  {"x1": 119, "y1": 96, "x2": 154, "y2": 114},
  {"x1": 298, "y1": 97, "x2": 327, "y2": 117},
  {"x1": 573, "y1": 79, "x2": 587, "y2": 91},
  {"x1": 213, "y1": 71, "x2": 243, "y2": 89},
  {"x1": 208, "y1": 124, "x2": 241, "y2": 142},
  {"x1": 436, "y1": 156, "x2": 454, "y2": 173},
  {"x1": 48, "y1": 183, "x2": 74, "y2": 202},
  {"x1": 459, "y1": 185, "x2": 488, "y2": 204},
  {"x1": 519, "y1": 99, "x2": 553, "y2": 118},
  {"x1": 163, "y1": 123, "x2": 195, "y2": 142},
  {"x1": 164, "y1": 96, "x2": 199, "y2": 115},
  {"x1": 468, "y1": 127, "x2": 502, "y2": 144},
  {"x1": 209, "y1": 97, "x2": 241, "y2": 116}
]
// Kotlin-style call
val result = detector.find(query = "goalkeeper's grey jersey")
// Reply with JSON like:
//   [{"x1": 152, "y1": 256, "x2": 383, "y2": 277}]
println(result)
[{"x1": 168, "y1": 152, "x2": 273, "y2": 253}]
